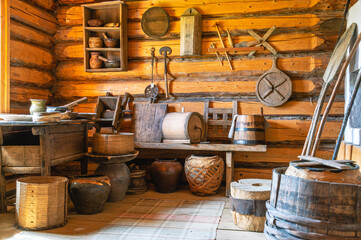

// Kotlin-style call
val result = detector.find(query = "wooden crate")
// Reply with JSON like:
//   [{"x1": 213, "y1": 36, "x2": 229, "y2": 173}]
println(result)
[{"x1": 82, "y1": 1, "x2": 128, "y2": 72}]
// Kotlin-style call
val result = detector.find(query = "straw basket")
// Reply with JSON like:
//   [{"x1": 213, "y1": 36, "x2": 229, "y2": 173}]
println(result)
[
  {"x1": 15, "y1": 176, "x2": 68, "y2": 230},
  {"x1": 185, "y1": 155, "x2": 224, "y2": 196}
]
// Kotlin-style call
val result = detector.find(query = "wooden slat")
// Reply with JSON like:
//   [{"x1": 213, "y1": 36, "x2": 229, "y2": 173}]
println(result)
[
  {"x1": 10, "y1": 66, "x2": 55, "y2": 88},
  {"x1": 0, "y1": 0, "x2": 10, "y2": 114},
  {"x1": 2, "y1": 146, "x2": 41, "y2": 167}
]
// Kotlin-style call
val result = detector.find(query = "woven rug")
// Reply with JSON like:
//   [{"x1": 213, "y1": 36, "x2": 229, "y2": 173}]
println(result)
[{"x1": 92, "y1": 198, "x2": 225, "y2": 240}]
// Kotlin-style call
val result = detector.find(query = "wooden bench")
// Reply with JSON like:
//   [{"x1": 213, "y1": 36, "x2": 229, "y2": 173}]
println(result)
[{"x1": 134, "y1": 142, "x2": 267, "y2": 196}]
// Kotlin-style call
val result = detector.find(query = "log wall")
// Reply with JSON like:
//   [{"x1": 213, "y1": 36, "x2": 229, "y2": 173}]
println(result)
[
  {"x1": 9, "y1": 0, "x2": 58, "y2": 113},
  {"x1": 53, "y1": 0, "x2": 352, "y2": 180}
]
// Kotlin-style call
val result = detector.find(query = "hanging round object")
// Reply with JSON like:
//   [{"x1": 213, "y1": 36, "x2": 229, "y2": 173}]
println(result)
[
  {"x1": 256, "y1": 58, "x2": 292, "y2": 107},
  {"x1": 141, "y1": 7, "x2": 170, "y2": 38},
  {"x1": 144, "y1": 85, "x2": 159, "y2": 100}
]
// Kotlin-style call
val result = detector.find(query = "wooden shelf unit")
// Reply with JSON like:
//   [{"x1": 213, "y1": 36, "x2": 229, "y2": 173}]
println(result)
[{"x1": 82, "y1": 1, "x2": 127, "y2": 72}]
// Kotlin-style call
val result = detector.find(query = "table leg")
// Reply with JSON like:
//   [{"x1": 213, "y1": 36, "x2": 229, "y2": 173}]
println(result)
[
  {"x1": 226, "y1": 151, "x2": 234, "y2": 197},
  {"x1": 39, "y1": 127, "x2": 51, "y2": 176},
  {"x1": 0, "y1": 127, "x2": 6, "y2": 212},
  {"x1": 81, "y1": 123, "x2": 89, "y2": 175}
]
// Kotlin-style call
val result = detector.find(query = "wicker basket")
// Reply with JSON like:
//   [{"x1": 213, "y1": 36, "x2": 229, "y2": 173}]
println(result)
[
  {"x1": 185, "y1": 155, "x2": 224, "y2": 196},
  {"x1": 15, "y1": 176, "x2": 68, "y2": 230}
]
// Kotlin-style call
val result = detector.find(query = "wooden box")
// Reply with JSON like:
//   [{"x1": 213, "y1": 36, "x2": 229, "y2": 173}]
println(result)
[{"x1": 82, "y1": 1, "x2": 128, "y2": 72}]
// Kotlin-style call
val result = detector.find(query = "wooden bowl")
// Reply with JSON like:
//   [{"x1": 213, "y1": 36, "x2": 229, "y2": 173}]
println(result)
[
  {"x1": 104, "y1": 60, "x2": 120, "y2": 68},
  {"x1": 92, "y1": 133, "x2": 134, "y2": 156},
  {"x1": 87, "y1": 19, "x2": 104, "y2": 27},
  {"x1": 89, "y1": 37, "x2": 103, "y2": 48},
  {"x1": 104, "y1": 38, "x2": 118, "y2": 48}
]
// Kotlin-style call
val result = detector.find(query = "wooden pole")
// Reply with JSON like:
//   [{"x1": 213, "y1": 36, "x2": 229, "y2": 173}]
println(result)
[
  {"x1": 214, "y1": 23, "x2": 233, "y2": 70},
  {"x1": 0, "y1": 0, "x2": 10, "y2": 113}
]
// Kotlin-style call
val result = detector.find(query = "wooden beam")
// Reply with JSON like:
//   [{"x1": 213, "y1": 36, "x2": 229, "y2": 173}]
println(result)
[{"x1": 0, "y1": 0, "x2": 10, "y2": 113}]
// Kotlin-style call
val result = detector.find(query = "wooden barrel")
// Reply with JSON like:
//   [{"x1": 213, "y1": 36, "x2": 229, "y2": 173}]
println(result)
[
  {"x1": 161, "y1": 112, "x2": 204, "y2": 143},
  {"x1": 265, "y1": 167, "x2": 361, "y2": 239},
  {"x1": 127, "y1": 164, "x2": 147, "y2": 195},
  {"x1": 230, "y1": 179, "x2": 271, "y2": 232},
  {"x1": 185, "y1": 155, "x2": 224, "y2": 196},
  {"x1": 229, "y1": 115, "x2": 265, "y2": 145},
  {"x1": 92, "y1": 132, "x2": 134, "y2": 155},
  {"x1": 16, "y1": 176, "x2": 68, "y2": 230},
  {"x1": 286, "y1": 160, "x2": 361, "y2": 185}
]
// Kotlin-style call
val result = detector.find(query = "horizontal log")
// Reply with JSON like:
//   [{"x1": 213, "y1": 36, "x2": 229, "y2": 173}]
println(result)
[
  {"x1": 10, "y1": 39, "x2": 56, "y2": 70},
  {"x1": 10, "y1": 0, "x2": 58, "y2": 35},
  {"x1": 10, "y1": 66, "x2": 55, "y2": 88},
  {"x1": 55, "y1": 55, "x2": 329, "y2": 82},
  {"x1": 10, "y1": 101, "x2": 30, "y2": 114},
  {"x1": 53, "y1": 79, "x2": 315, "y2": 99},
  {"x1": 70, "y1": 100, "x2": 344, "y2": 117},
  {"x1": 54, "y1": 33, "x2": 327, "y2": 60},
  {"x1": 10, "y1": 85, "x2": 51, "y2": 103},
  {"x1": 234, "y1": 168, "x2": 272, "y2": 180},
  {"x1": 23, "y1": 0, "x2": 57, "y2": 12},
  {"x1": 10, "y1": 20, "x2": 54, "y2": 48}
]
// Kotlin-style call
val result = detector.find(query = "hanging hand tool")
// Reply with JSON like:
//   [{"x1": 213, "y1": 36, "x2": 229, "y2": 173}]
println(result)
[
  {"x1": 159, "y1": 46, "x2": 172, "y2": 99},
  {"x1": 210, "y1": 43, "x2": 223, "y2": 66},
  {"x1": 248, "y1": 26, "x2": 277, "y2": 57},
  {"x1": 226, "y1": 28, "x2": 234, "y2": 48},
  {"x1": 144, "y1": 47, "x2": 159, "y2": 103},
  {"x1": 214, "y1": 23, "x2": 233, "y2": 70}
]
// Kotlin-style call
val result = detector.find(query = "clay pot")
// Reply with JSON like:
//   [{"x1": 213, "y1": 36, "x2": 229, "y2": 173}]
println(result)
[
  {"x1": 150, "y1": 159, "x2": 182, "y2": 193},
  {"x1": 88, "y1": 37, "x2": 103, "y2": 48},
  {"x1": 29, "y1": 99, "x2": 46, "y2": 115},
  {"x1": 104, "y1": 38, "x2": 119, "y2": 48},
  {"x1": 87, "y1": 19, "x2": 104, "y2": 27},
  {"x1": 68, "y1": 175, "x2": 111, "y2": 215},
  {"x1": 95, "y1": 162, "x2": 130, "y2": 202},
  {"x1": 89, "y1": 52, "x2": 102, "y2": 69}
]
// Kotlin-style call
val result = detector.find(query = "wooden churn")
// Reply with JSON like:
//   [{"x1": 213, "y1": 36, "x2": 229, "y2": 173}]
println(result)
[
  {"x1": 230, "y1": 179, "x2": 271, "y2": 232},
  {"x1": 161, "y1": 112, "x2": 204, "y2": 143},
  {"x1": 15, "y1": 176, "x2": 68, "y2": 230},
  {"x1": 228, "y1": 113, "x2": 266, "y2": 145},
  {"x1": 127, "y1": 164, "x2": 147, "y2": 195}
]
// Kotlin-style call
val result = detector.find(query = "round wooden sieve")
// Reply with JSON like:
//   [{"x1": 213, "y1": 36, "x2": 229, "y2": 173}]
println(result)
[{"x1": 141, "y1": 7, "x2": 170, "y2": 38}]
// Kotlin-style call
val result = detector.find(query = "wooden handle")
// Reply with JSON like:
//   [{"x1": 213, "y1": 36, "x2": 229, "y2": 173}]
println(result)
[
  {"x1": 214, "y1": 23, "x2": 233, "y2": 70},
  {"x1": 226, "y1": 28, "x2": 234, "y2": 48},
  {"x1": 62, "y1": 97, "x2": 88, "y2": 107},
  {"x1": 228, "y1": 115, "x2": 238, "y2": 139},
  {"x1": 298, "y1": 155, "x2": 353, "y2": 169},
  {"x1": 102, "y1": 33, "x2": 108, "y2": 39},
  {"x1": 98, "y1": 56, "x2": 109, "y2": 62}
]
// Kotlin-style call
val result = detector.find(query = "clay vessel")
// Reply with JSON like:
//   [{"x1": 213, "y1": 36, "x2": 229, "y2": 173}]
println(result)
[
  {"x1": 68, "y1": 175, "x2": 110, "y2": 215},
  {"x1": 95, "y1": 162, "x2": 130, "y2": 202},
  {"x1": 88, "y1": 37, "x2": 103, "y2": 48},
  {"x1": 150, "y1": 159, "x2": 182, "y2": 193},
  {"x1": 29, "y1": 99, "x2": 46, "y2": 115},
  {"x1": 104, "y1": 38, "x2": 119, "y2": 48},
  {"x1": 89, "y1": 52, "x2": 102, "y2": 69}
]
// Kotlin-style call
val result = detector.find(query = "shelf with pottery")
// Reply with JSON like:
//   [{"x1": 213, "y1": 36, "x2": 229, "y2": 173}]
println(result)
[{"x1": 134, "y1": 142, "x2": 267, "y2": 197}]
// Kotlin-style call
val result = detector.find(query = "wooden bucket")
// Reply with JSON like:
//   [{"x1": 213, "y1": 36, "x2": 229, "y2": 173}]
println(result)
[
  {"x1": 127, "y1": 164, "x2": 147, "y2": 195},
  {"x1": 185, "y1": 155, "x2": 224, "y2": 196},
  {"x1": 92, "y1": 132, "x2": 134, "y2": 155},
  {"x1": 229, "y1": 115, "x2": 265, "y2": 145},
  {"x1": 265, "y1": 167, "x2": 361, "y2": 239},
  {"x1": 161, "y1": 112, "x2": 204, "y2": 143},
  {"x1": 16, "y1": 176, "x2": 68, "y2": 230},
  {"x1": 230, "y1": 179, "x2": 271, "y2": 232}
]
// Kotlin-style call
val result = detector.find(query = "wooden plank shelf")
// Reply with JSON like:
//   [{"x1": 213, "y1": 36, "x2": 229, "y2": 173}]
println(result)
[
  {"x1": 85, "y1": 27, "x2": 120, "y2": 32},
  {"x1": 135, "y1": 142, "x2": 267, "y2": 152},
  {"x1": 85, "y1": 48, "x2": 121, "y2": 51},
  {"x1": 86, "y1": 68, "x2": 124, "y2": 72}
]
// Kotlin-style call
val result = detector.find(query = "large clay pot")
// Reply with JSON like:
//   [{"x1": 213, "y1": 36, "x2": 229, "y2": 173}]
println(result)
[
  {"x1": 89, "y1": 52, "x2": 102, "y2": 69},
  {"x1": 68, "y1": 175, "x2": 110, "y2": 215},
  {"x1": 150, "y1": 159, "x2": 182, "y2": 193},
  {"x1": 95, "y1": 162, "x2": 130, "y2": 202}
]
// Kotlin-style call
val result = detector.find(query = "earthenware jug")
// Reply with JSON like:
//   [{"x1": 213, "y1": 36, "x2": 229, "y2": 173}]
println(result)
[
  {"x1": 150, "y1": 159, "x2": 182, "y2": 193},
  {"x1": 68, "y1": 175, "x2": 111, "y2": 215},
  {"x1": 29, "y1": 99, "x2": 46, "y2": 115},
  {"x1": 89, "y1": 52, "x2": 102, "y2": 69}
]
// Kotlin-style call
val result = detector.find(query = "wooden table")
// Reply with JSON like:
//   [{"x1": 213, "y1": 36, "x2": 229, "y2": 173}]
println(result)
[
  {"x1": 0, "y1": 120, "x2": 90, "y2": 212},
  {"x1": 134, "y1": 142, "x2": 267, "y2": 196}
]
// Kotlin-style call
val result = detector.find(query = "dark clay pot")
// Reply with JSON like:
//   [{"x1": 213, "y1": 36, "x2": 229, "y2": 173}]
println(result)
[
  {"x1": 95, "y1": 162, "x2": 130, "y2": 202},
  {"x1": 150, "y1": 159, "x2": 182, "y2": 193},
  {"x1": 68, "y1": 175, "x2": 111, "y2": 215}
]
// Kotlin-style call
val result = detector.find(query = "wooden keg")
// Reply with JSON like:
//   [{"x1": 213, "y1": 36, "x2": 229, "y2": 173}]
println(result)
[
  {"x1": 92, "y1": 132, "x2": 134, "y2": 155},
  {"x1": 286, "y1": 160, "x2": 361, "y2": 185},
  {"x1": 265, "y1": 167, "x2": 361, "y2": 239},
  {"x1": 127, "y1": 164, "x2": 147, "y2": 195},
  {"x1": 230, "y1": 179, "x2": 271, "y2": 232},
  {"x1": 228, "y1": 115, "x2": 265, "y2": 145},
  {"x1": 161, "y1": 112, "x2": 204, "y2": 143},
  {"x1": 16, "y1": 176, "x2": 68, "y2": 230}
]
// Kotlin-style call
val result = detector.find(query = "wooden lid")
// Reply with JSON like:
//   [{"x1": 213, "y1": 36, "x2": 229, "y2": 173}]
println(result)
[
  {"x1": 187, "y1": 112, "x2": 204, "y2": 142},
  {"x1": 141, "y1": 7, "x2": 170, "y2": 38}
]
